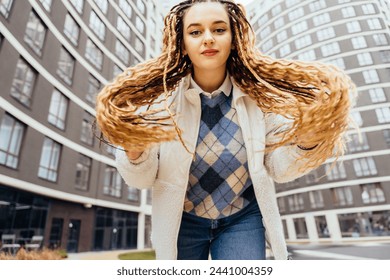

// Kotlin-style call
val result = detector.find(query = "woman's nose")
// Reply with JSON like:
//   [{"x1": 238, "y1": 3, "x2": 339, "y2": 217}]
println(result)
[{"x1": 203, "y1": 30, "x2": 215, "y2": 45}]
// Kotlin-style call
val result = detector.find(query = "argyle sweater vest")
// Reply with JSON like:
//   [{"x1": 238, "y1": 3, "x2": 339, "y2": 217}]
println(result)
[{"x1": 184, "y1": 89, "x2": 255, "y2": 219}]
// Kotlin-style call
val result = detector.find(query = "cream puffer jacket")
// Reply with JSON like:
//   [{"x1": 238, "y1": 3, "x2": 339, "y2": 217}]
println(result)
[{"x1": 115, "y1": 74, "x2": 313, "y2": 260}]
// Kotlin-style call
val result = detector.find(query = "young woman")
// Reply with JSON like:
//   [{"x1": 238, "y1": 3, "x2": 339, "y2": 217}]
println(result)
[{"x1": 96, "y1": 0, "x2": 356, "y2": 260}]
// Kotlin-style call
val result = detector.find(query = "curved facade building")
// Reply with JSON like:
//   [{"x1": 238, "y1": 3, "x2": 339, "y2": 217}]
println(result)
[
  {"x1": 0, "y1": 0, "x2": 164, "y2": 252},
  {"x1": 248, "y1": 0, "x2": 390, "y2": 243}
]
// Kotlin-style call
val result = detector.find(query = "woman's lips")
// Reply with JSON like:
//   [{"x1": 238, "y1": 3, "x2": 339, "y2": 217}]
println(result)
[{"x1": 202, "y1": 49, "x2": 218, "y2": 56}]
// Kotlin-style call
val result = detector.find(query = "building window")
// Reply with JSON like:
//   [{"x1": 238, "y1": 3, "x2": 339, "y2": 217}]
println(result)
[
  {"x1": 341, "y1": 6, "x2": 356, "y2": 18},
  {"x1": 69, "y1": 0, "x2": 83, "y2": 14},
  {"x1": 106, "y1": 145, "x2": 115, "y2": 156},
  {"x1": 48, "y1": 89, "x2": 68, "y2": 130},
  {"x1": 0, "y1": 0, "x2": 13, "y2": 18},
  {"x1": 75, "y1": 154, "x2": 91, "y2": 191},
  {"x1": 315, "y1": 216, "x2": 330, "y2": 238},
  {"x1": 347, "y1": 132, "x2": 370, "y2": 152},
  {"x1": 361, "y1": 3, "x2": 376, "y2": 14},
  {"x1": 383, "y1": 129, "x2": 390, "y2": 147},
  {"x1": 135, "y1": 16, "x2": 145, "y2": 34},
  {"x1": 295, "y1": 35, "x2": 312, "y2": 49},
  {"x1": 112, "y1": 64, "x2": 122, "y2": 77},
  {"x1": 325, "y1": 162, "x2": 347, "y2": 180},
  {"x1": 351, "y1": 36, "x2": 367, "y2": 49},
  {"x1": 80, "y1": 112, "x2": 94, "y2": 146},
  {"x1": 284, "y1": 178, "x2": 300, "y2": 188},
  {"x1": 119, "y1": 0, "x2": 132, "y2": 18},
  {"x1": 103, "y1": 166, "x2": 122, "y2": 198},
  {"x1": 367, "y1": 18, "x2": 382, "y2": 30},
  {"x1": 317, "y1": 27, "x2": 335, "y2": 41},
  {"x1": 258, "y1": 14, "x2": 268, "y2": 25},
  {"x1": 115, "y1": 40, "x2": 129, "y2": 65},
  {"x1": 57, "y1": 47, "x2": 74, "y2": 85},
  {"x1": 373, "y1": 34, "x2": 388, "y2": 46},
  {"x1": 271, "y1": 5, "x2": 281, "y2": 16},
  {"x1": 276, "y1": 30, "x2": 287, "y2": 43},
  {"x1": 376, "y1": 107, "x2": 390, "y2": 123},
  {"x1": 260, "y1": 26, "x2": 271, "y2": 39},
  {"x1": 363, "y1": 69, "x2": 380, "y2": 84},
  {"x1": 369, "y1": 88, "x2": 386, "y2": 103},
  {"x1": 361, "y1": 183, "x2": 385, "y2": 204},
  {"x1": 332, "y1": 187, "x2": 353, "y2": 206},
  {"x1": 94, "y1": 0, "x2": 108, "y2": 14},
  {"x1": 85, "y1": 39, "x2": 103, "y2": 70},
  {"x1": 39, "y1": 0, "x2": 52, "y2": 12},
  {"x1": 291, "y1": 21, "x2": 308, "y2": 35},
  {"x1": 305, "y1": 170, "x2": 318, "y2": 184},
  {"x1": 313, "y1": 13, "x2": 330, "y2": 26},
  {"x1": 293, "y1": 218, "x2": 308, "y2": 239},
  {"x1": 309, "y1": 190, "x2": 324, "y2": 209},
  {"x1": 288, "y1": 193, "x2": 304, "y2": 212},
  {"x1": 38, "y1": 137, "x2": 61, "y2": 182},
  {"x1": 351, "y1": 111, "x2": 363, "y2": 127},
  {"x1": 286, "y1": 0, "x2": 300, "y2": 8},
  {"x1": 262, "y1": 39, "x2": 273, "y2": 52},
  {"x1": 326, "y1": 57, "x2": 345, "y2": 69},
  {"x1": 346, "y1": 21, "x2": 361, "y2": 33},
  {"x1": 136, "y1": 0, "x2": 146, "y2": 16},
  {"x1": 288, "y1": 7, "x2": 304, "y2": 21},
  {"x1": 64, "y1": 14, "x2": 80, "y2": 46},
  {"x1": 274, "y1": 17, "x2": 284, "y2": 29},
  {"x1": 86, "y1": 75, "x2": 100, "y2": 106},
  {"x1": 117, "y1": 16, "x2": 130, "y2": 40},
  {"x1": 89, "y1": 11, "x2": 105, "y2": 41},
  {"x1": 321, "y1": 42, "x2": 340, "y2": 57},
  {"x1": 127, "y1": 187, "x2": 140, "y2": 202},
  {"x1": 135, "y1": 36, "x2": 145, "y2": 56},
  {"x1": 279, "y1": 44, "x2": 291, "y2": 57},
  {"x1": 277, "y1": 197, "x2": 286, "y2": 213},
  {"x1": 10, "y1": 58, "x2": 36, "y2": 107},
  {"x1": 353, "y1": 157, "x2": 378, "y2": 177},
  {"x1": 298, "y1": 50, "x2": 316, "y2": 61},
  {"x1": 357, "y1": 52, "x2": 373, "y2": 66},
  {"x1": 379, "y1": 50, "x2": 390, "y2": 63},
  {"x1": 24, "y1": 11, "x2": 46, "y2": 56},
  {"x1": 0, "y1": 114, "x2": 25, "y2": 169},
  {"x1": 309, "y1": 0, "x2": 326, "y2": 12}
]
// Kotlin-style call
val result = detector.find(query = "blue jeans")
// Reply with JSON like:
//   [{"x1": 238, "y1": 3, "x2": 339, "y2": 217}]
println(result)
[{"x1": 177, "y1": 199, "x2": 266, "y2": 260}]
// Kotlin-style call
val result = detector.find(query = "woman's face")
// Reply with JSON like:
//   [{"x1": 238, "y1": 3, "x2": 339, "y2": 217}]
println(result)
[{"x1": 182, "y1": 2, "x2": 233, "y2": 75}]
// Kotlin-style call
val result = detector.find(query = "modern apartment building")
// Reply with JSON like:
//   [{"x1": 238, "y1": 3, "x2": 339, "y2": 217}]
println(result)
[
  {"x1": 248, "y1": 0, "x2": 390, "y2": 243},
  {"x1": 0, "y1": 0, "x2": 164, "y2": 252}
]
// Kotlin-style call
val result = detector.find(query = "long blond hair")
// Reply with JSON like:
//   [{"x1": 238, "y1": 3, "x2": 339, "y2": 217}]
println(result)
[{"x1": 96, "y1": 0, "x2": 356, "y2": 172}]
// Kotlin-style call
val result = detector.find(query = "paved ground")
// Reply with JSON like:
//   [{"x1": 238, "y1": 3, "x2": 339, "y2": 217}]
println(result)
[
  {"x1": 67, "y1": 249, "x2": 138, "y2": 260},
  {"x1": 66, "y1": 241, "x2": 390, "y2": 260}
]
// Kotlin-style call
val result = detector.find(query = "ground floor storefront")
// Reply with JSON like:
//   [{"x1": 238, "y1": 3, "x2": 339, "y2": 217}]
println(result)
[{"x1": 0, "y1": 185, "x2": 151, "y2": 253}]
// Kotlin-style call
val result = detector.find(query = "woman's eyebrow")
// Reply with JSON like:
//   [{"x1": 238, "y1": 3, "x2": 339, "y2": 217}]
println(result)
[{"x1": 186, "y1": 20, "x2": 228, "y2": 29}]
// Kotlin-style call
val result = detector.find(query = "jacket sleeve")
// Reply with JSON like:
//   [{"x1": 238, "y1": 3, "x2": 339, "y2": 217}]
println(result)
[
  {"x1": 263, "y1": 113, "x2": 314, "y2": 184},
  {"x1": 115, "y1": 145, "x2": 159, "y2": 189}
]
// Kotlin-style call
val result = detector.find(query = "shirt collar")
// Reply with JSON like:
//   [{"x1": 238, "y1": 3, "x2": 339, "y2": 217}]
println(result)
[{"x1": 190, "y1": 73, "x2": 232, "y2": 99}]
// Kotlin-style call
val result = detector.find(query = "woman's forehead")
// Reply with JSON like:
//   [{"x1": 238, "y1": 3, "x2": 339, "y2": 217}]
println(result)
[{"x1": 183, "y1": 2, "x2": 229, "y2": 27}]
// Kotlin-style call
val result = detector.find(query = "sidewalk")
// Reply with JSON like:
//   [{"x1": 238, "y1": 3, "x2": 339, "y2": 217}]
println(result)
[{"x1": 67, "y1": 249, "x2": 139, "y2": 260}]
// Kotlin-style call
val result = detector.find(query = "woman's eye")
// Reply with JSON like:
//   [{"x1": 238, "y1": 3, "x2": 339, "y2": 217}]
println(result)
[
  {"x1": 189, "y1": 30, "x2": 201, "y2": 36},
  {"x1": 215, "y1": 28, "x2": 226, "y2": 33}
]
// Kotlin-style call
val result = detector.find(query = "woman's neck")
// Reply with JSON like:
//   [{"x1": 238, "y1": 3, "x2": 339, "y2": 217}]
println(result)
[{"x1": 192, "y1": 68, "x2": 227, "y2": 93}]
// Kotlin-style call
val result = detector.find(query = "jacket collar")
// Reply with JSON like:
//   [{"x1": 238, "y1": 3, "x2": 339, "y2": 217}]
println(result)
[
  {"x1": 182, "y1": 73, "x2": 246, "y2": 105},
  {"x1": 189, "y1": 73, "x2": 232, "y2": 98}
]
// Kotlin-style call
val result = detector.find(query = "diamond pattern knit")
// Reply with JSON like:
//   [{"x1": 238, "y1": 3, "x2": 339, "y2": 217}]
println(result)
[{"x1": 184, "y1": 89, "x2": 255, "y2": 219}]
